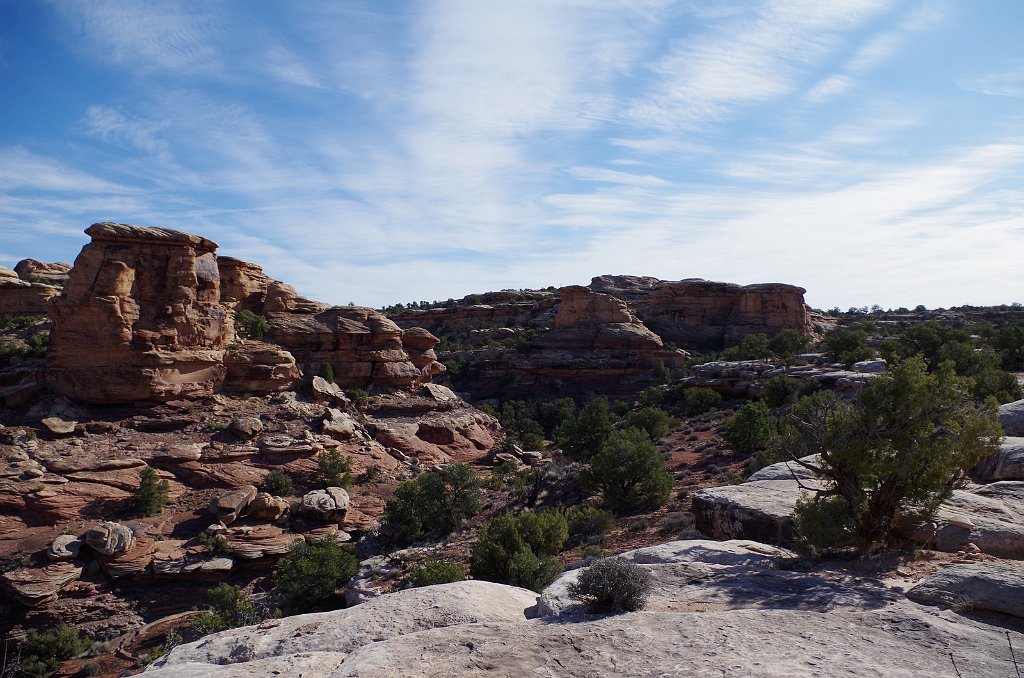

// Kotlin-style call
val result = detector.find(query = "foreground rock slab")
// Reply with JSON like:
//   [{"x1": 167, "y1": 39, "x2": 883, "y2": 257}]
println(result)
[
  {"x1": 907, "y1": 562, "x2": 1024, "y2": 619},
  {"x1": 142, "y1": 540, "x2": 1018, "y2": 677}
]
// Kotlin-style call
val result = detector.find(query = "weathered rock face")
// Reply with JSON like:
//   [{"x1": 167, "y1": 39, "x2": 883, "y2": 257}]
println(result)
[
  {"x1": 0, "y1": 276, "x2": 60, "y2": 315},
  {"x1": 391, "y1": 293, "x2": 557, "y2": 334},
  {"x1": 222, "y1": 341, "x2": 299, "y2": 394},
  {"x1": 637, "y1": 279, "x2": 813, "y2": 349},
  {"x1": 216, "y1": 256, "x2": 273, "y2": 313},
  {"x1": 46, "y1": 223, "x2": 232, "y2": 404}
]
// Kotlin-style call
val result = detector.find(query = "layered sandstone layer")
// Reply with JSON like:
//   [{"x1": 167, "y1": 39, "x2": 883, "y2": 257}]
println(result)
[
  {"x1": 46, "y1": 223, "x2": 232, "y2": 403},
  {"x1": 0, "y1": 264, "x2": 60, "y2": 316}
]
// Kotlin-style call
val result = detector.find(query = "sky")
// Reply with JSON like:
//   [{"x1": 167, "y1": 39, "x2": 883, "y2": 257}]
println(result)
[{"x1": 0, "y1": 0, "x2": 1022, "y2": 311}]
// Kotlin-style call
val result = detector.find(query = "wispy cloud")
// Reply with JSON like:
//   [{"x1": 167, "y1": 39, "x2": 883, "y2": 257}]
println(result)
[
  {"x1": 628, "y1": 0, "x2": 893, "y2": 129},
  {"x1": 961, "y1": 66, "x2": 1024, "y2": 98}
]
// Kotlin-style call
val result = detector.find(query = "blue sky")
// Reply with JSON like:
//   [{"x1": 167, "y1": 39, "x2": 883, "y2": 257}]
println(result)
[{"x1": 1, "y1": 0, "x2": 1022, "y2": 310}]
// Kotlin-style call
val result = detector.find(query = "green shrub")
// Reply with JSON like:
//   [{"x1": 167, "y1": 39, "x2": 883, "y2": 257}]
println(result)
[
  {"x1": 791, "y1": 493, "x2": 858, "y2": 558},
  {"x1": 723, "y1": 402, "x2": 776, "y2": 454},
  {"x1": 761, "y1": 375, "x2": 802, "y2": 407},
  {"x1": 132, "y1": 467, "x2": 170, "y2": 517},
  {"x1": 768, "y1": 329, "x2": 810, "y2": 363},
  {"x1": 583, "y1": 428, "x2": 673, "y2": 513},
  {"x1": 681, "y1": 387, "x2": 722, "y2": 415},
  {"x1": 567, "y1": 557, "x2": 652, "y2": 613},
  {"x1": 235, "y1": 309, "x2": 270, "y2": 340},
  {"x1": 346, "y1": 388, "x2": 370, "y2": 407},
  {"x1": 317, "y1": 361, "x2": 335, "y2": 383},
  {"x1": 273, "y1": 537, "x2": 357, "y2": 613},
  {"x1": 469, "y1": 510, "x2": 567, "y2": 592},
  {"x1": 623, "y1": 406, "x2": 674, "y2": 441},
  {"x1": 17, "y1": 623, "x2": 91, "y2": 678},
  {"x1": 317, "y1": 449, "x2": 353, "y2": 488},
  {"x1": 554, "y1": 396, "x2": 614, "y2": 459},
  {"x1": 261, "y1": 470, "x2": 295, "y2": 496},
  {"x1": 566, "y1": 504, "x2": 616, "y2": 544},
  {"x1": 192, "y1": 583, "x2": 265, "y2": 635},
  {"x1": 720, "y1": 333, "x2": 771, "y2": 361},
  {"x1": 820, "y1": 327, "x2": 873, "y2": 366},
  {"x1": 405, "y1": 559, "x2": 465, "y2": 588},
  {"x1": 379, "y1": 464, "x2": 481, "y2": 546},
  {"x1": 774, "y1": 357, "x2": 1002, "y2": 550}
]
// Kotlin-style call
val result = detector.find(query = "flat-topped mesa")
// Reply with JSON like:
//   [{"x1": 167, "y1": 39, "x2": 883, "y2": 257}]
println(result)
[
  {"x1": 636, "y1": 279, "x2": 813, "y2": 349},
  {"x1": 46, "y1": 223, "x2": 232, "y2": 404}
]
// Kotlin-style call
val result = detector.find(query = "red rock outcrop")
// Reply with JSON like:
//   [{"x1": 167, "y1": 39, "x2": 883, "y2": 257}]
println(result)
[
  {"x1": 216, "y1": 256, "x2": 273, "y2": 313},
  {"x1": 46, "y1": 223, "x2": 232, "y2": 404},
  {"x1": 391, "y1": 292, "x2": 557, "y2": 334},
  {"x1": 222, "y1": 340, "x2": 300, "y2": 393},
  {"x1": 0, "y1": 264, "x2": 60, "y2": 315},
  {"x1": 636, "y1": 279, "x2": 813, "y2": 349}
]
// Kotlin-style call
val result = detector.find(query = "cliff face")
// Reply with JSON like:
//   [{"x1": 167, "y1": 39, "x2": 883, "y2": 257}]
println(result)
[
  {"x1": 46, "y1": 223, "x2": 232, "y2": 404},
  {"x1": 635, "y1": 279, "x2": 813, "y2": 349}
]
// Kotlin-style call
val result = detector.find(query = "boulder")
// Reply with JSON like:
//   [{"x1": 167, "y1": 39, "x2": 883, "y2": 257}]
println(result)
[
  {"x1": 311, "y1": 375, "x2": 348, "y2": 405},
  {"x1": 691, "y1": 480, "x2": 812, "y2": 545},
  {"x1": 47, "y1": 534, "x2": 82, "y2": 561},
  {"x1": 210, "y1": 486, "x2": 258, "y2": 525},
  {"x1": 39, "y1": 416, "x2": 77, "y2": 436},
  {"x1": 908, "y1": 562, "x2": 1024, "y2": 618},
  {"x1": 301, "y1": 487, "x2": 350, "y2": 521},
  {"x1": 974, "y1": 437, "x2": 1024, "y2": 481},
  {"x1": 322, "y1": 408, "x2": 358, "y2": 439},
  {"x1": 999, "y1": 399, "x2": 1024, "y2": 436},
  {"x1": 247, "y1": 492, "x2": 289, "y2": 521},
  {"x1": 46, "y1": 223, "x2": 231, "y2": 404},
  {"x1": 227, "y1": 416, "x2": 264, "y2": 440},
  {"x1": 83, "y1": 521, "x2": 135, "y2": 557}
]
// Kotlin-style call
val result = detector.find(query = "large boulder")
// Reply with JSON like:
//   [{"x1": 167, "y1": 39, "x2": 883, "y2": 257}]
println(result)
[
  {"x1": 301, "y1": 487, "x2": 350, "y2": 521},
  {"x1": 0, "y1": 562, "x2": 83, "y2": 606},
  {"x1": 210, "y1": 486, "x2": 258, "y2": 525},
  {"x1": 222, "y1": 341, "x2": 299, "y2": 394},
  {"x1": 14, "y1": 259, "x2": 72, "y2": 286},
  {"x1": 46, "y1": 223, "x2": 232, "y2": 404},
  {"x1": 83, "y1": 521, "x2": 135, "y2": 557},
  {"x1": 999, "y1": 399, "x2": 1024, "y2": 436}
]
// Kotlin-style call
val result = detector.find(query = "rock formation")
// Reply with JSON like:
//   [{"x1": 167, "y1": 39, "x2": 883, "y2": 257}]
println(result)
[
  {"x1": 0, "y1": 264, "x2": 60, "y2": 315},
  {"x1": 14, "y1": 259, "x2": 72, "y2": 287},
  {"x1": 46, "y1": 223, "x2": 232, "y2": 404},
  {"x1": 636, "y1": 279, "x2": 814, "y2": 348}
]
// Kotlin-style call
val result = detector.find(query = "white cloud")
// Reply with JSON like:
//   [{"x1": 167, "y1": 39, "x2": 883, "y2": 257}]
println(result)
[
  {"x1": 961, "y1": 66, "x2": 1024, "y2": 98},
  {"x1": 0, "y1": 147, "x2": 129, "y2": 193}
]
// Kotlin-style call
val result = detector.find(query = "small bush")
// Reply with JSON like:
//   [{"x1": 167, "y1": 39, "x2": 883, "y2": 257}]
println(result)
[
  {"x1": 17, "y1": 623, "x2": 91, "y2": 678},
  {"x1": 235, "y1": 309, "x2": 270, "y2": 340},
  {"x1": 346, "y1": 388, "x2": 370, "y2": 407},
  {"x1": 318, "y1": 361, "x2": 335, "y2": 383},
  {"x1": 568, "y1": 558, "x2": 652, "y2": 613},
  {"x1": 405, "y1": 559, "x2": 465, "y2": 588},
  {"x1": 723, "y1": 401, "x2": 776, "y2": 454},
  {"x1": 682, "y1": 387, "x2": 722, "y2": 415},
  {"x1": 317, "y1": 449, "x2": 353, "y2": 488},
  {"x1": 274, "y1": 537, "x2": 357, "y2": 613},
  {"x1": 197, "y1": 531, "x2": 230, "y2": 554},
  {"x1": 566, "y1": 504, "x2": 616, "y2": 544},
  {"x1": 791, "y1": 493, "x2": 859, "y2": 558},
  {"x1": 133, "y1": 467, "x2": 170, "y2": 517},
  {"x1": 192, "y1": 583, "x2": 265, "y2": 636},
  {"x1": 261, "y1": 470, "x2": 295, "y2": 496}
]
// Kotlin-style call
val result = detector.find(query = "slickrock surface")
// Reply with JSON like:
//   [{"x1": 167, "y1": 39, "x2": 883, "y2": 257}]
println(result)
[
  {"x1": 143, "y1": 541, "x2": 1018, "y2": 678},
  {"x1": 46, "y1": 223, "x2": 232, "y2": 404}
]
